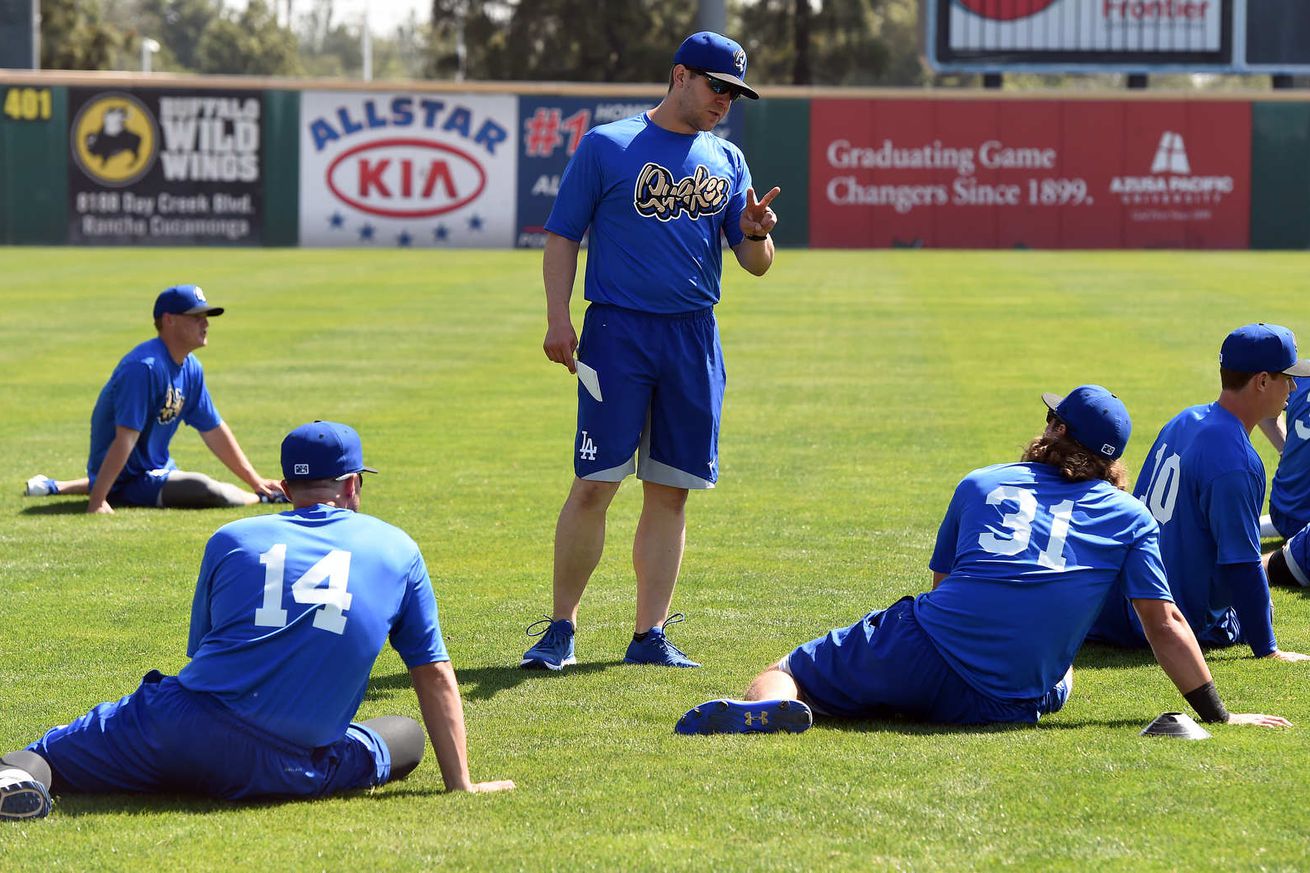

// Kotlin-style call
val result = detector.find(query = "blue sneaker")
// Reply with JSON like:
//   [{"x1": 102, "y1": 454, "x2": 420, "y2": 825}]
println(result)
[
  {"x1": 0, "y1": 768, "x2": 52, "y2": 821},
  {"x1": 675, "y1": 699, "x2": 813, "y2": 735},
  {"x1": 624, "y1": 613, "x2": 700, "y2": 667},
  {"x1": 520, "y1": 617, "x2": 576, "y2": 670}
]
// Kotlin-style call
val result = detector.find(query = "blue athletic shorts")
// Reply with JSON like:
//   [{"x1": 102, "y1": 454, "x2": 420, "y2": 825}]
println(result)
[
  {"x1": 27, "y1": 671, "x2": 390, "y2": 801},
  {"x1": 1270, "y1": 505, "x2": 1307, "y2": 541},
  {"x1": 780, "y1": 598, "x2": 1071, "y2": 725},
  {"x1": 107, "y1": 468, "x2": 173, "y2": 508},
  {"x1": 1087, "y1": 595, "x2": 1241, "y2": 649},
  {"x1": 574, "y1": 303, "x2": 725, "y2": 489}
]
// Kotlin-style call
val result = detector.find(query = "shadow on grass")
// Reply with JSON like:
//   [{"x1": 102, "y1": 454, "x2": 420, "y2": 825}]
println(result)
[
  {"x1": 18, "y1": 501, "x2": 94, "y2": 516},
  {"x1": 365, "y1": 660, "x2": 626, "y2": 703},
  {"x1": 48, "y1": 782, "x2": 440, "y2": 819},
  {"x1": 810, "y1": 715, "x2": 1145, "y2": 736}
]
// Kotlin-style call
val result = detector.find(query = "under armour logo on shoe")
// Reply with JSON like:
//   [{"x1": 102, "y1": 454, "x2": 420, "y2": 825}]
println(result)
[{"x1": 743, "y1": 711, "x2": 768, "y2": 727}]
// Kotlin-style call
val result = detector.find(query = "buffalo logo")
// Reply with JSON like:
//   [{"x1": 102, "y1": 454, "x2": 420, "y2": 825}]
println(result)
[
  {"x1": 633, "y1": 163, "x2": 730, "y2": 222},
  {"x1": 956, "y1": 0, "x2": 1057, "y2": 21},
  {"x1": 733, "y1": 49, "x2": 746, "y2": 74},
  {"x1": 157, "y1": 385, "x2": 184, "y2": 425},
  {"x1": 70, "y1": 92, "x2": 159, "y2": 187}
]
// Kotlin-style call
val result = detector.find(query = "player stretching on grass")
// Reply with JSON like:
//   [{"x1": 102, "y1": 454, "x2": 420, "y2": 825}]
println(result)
[
  {"x1": 23, "y1": 284, "x2": 285, "y2": 513},
  {"x1": 0, "y1": 421, "x2": 513, "y2": 820},
  {"x1": 523, "y1": 32, "x2": 780, "y2": 670},
  {"x1": 677, "y1": 386, "x2": 1290, "y2": 734},
  {"x1": 1087, "y1": 324, "x2": 1310, "y2": 662}
]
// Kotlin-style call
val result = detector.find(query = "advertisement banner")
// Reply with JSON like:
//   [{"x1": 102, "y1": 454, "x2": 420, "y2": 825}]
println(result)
[
  {"x1": 514, "y1": 96, "x2": 750, "y2": 249},
  {"x1": 67, "y1": 87, "x2": 263, "y2": 245},
  {"x1": 810, "y1": 98, "x2": 1250, "y2": 249},
  {"x1": 947, "y1": 0, "x2": 1225, "y2": 54},
  {"x1": 299, "y1": 91, "x2": 517, "y2": 248}
]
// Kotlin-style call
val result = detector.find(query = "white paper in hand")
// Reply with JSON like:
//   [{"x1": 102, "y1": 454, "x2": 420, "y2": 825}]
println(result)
[{"x1": 575, "y1": 359, "x2": 603, "y2": 402}]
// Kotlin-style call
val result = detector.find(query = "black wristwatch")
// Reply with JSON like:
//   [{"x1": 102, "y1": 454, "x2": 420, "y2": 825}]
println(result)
[{"x1": 745, "y1": 233, "x2": 769, "y2": 242}]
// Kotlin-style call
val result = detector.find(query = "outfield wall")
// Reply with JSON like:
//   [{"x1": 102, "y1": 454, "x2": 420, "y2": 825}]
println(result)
[{"x1": 1, "y1": 71, "x2": 1307, "y2": 250}]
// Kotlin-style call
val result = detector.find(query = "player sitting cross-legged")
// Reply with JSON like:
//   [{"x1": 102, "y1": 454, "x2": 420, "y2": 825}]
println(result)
[
  {"x1": 1, "y1": 421, "x2": 512, "y2": 820},
  {"x1": 676, "y1": 386, "x2": 1290, "y2": 735}
]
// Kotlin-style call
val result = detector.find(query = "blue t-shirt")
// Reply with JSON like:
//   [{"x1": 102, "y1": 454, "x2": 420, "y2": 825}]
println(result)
[
  {"x1": 178, "y1": 505, "x2": 448, "y2": 749},
  {"x1": 918, "y1": 462, "x2": 1170, "y2": 702},
  {"x1": 86, "y1": 337, "x2": 222, "y2": 486},
  {"x1": 1272, "y1": 378, "x2": 1310, "y2": 527},
  {"x1": 545, "y1": 113, "x2": 752, "y2": 314},
  {"x1": 1128, "y1": 403, "x2": 1265, "y2": 642}
]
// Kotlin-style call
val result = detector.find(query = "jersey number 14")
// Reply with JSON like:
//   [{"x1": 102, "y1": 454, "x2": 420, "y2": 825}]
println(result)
[{"x1": 254, "y1": 544, "x2": 354, "y2": 635}]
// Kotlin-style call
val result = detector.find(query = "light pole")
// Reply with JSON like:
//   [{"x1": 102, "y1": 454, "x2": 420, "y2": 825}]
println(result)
[{"x1": 141, "y1": 37, "x2": 160, "y2": 73}]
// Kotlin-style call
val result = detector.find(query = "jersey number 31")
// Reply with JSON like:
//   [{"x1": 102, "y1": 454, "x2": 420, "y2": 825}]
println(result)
[{"x1": 254, "y1": 544, "x2": 353, "y2": 634}]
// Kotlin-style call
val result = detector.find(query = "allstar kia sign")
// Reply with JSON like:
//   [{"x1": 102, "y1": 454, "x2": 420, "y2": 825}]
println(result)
[
  {"x1": 299, "y1": 91, "x2": 517, "y2": 248},
  {"x1": 809, "y1": 98, "x2": 1249, "y2": 249}
]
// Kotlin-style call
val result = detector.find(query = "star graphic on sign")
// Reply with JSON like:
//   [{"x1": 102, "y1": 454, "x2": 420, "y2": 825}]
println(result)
[
  {"x1": 397, "y1": 230, "x2": 413, "y2": 247},
  {"x1": 359, "y1": 223, "x2": 375, "y2": 241},
  {"x1": 329, "y1": 212, "x2": 344, "y2": 229},
  {"x1": 433, "y1": 224, "x2": 449, "y2": 242},
  {"x1": 468, "y1": 214, "x2": 484, "y2": 232}
]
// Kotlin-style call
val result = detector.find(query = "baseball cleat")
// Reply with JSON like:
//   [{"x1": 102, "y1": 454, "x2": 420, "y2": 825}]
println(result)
[
  {"x1": 0, "y1": 768, "x2": 53, "y2": 821},
  {"x1": 675, "y1": 699, "x2": 813, "y2": 735},
  {"x1": 23, "y1": 476, "x2": 57, "y2": 497},
  {"x1": 520, "y1": 617, "x2": 576, "y2": 670}
]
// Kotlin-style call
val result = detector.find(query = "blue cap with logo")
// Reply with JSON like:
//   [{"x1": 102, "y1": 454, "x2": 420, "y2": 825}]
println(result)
[
  {"x1": 1219, "y1": 323, "x2": 1310, "y2": 376},
  {"x1": 281, "y1": 421, "x2": 378, "y2": 481},
  {"x1": 153, "y1": 284, "x2": 224, "y2": 318},
  {"x1": 1041, "y1": 385, "x2": 1132, "y2": 460},
  {"x1": 673, "y1": 31, "x2": 759, "y2": 100}
]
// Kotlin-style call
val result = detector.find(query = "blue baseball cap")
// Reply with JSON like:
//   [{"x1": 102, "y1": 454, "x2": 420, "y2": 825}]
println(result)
[
  {"x1": 1041, "y1": 385, "x2": 1132, "y2": 460},
  {"x1": 673, "y1": 32, "x2": 759, "y2": 100},
  {"x1": 281, "y1": 421, "x2": 378, "y2": 481},
  {"x1": 1219, "y1": 323, "x2": 1310, "y2": 376},
  {"x1": 153, "y1": 284, "x2": 223, "y2": 318}
]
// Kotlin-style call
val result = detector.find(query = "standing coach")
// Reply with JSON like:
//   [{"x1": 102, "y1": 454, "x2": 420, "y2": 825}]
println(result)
[{"x1": 522, "y1": 32, "x2": 780, "y2": 670}]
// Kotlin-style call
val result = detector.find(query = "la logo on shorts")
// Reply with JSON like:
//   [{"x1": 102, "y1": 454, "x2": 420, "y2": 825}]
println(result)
[{"x1": 579, "y1": 431, "x2": 597, "y2": 461}]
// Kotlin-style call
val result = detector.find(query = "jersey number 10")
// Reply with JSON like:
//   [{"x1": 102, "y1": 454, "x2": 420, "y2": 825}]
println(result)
[{"x1": 254, "y1": 544, "x2": 354, "y2": 635}]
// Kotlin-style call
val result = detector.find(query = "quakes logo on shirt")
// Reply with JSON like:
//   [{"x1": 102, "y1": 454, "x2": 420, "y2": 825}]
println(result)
[
  {"x1": 633, "y1": 162, "x2": 730, "y2": 222},
  {"x1": 71, "y1": 92, "x2": 160, "y2": 187},
  {"x1": 158, "y1": 385, "x2": 184, "y2": 424}
]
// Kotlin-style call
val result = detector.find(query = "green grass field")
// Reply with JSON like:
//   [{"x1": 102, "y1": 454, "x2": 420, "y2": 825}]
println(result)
[{"x1": 2, "y1": 247, "x2": 1309, "y2": 870}]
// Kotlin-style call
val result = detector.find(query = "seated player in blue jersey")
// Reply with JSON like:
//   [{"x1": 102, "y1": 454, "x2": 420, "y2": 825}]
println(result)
[
  {"x1": 1087, "y1": 324, "x2": 1310, "y2": 662},
  {"x1": 1, "y1": 421, "x2": 512, "y2": 820},
  {"x1": 676, "y1": 386, "x2": 1291, "y2": 735},
  {"x1": 1255, "y1": 375, "x2": 1310, "y2": 539},
  {"x1": 22, "y1": 284, "x2": 285, "y2": 514},
  {"x1": 524, "y1": 32, "x2": 781, "y2": 670},
  {"x1": 1266, "y1": 520, "x2": 1310, "y2": 589}
]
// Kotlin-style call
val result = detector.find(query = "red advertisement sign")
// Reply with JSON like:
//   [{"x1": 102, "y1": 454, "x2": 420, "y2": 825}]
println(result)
[{"x1": 809, "y1": 99, "x2": 1250, "y2": 249}]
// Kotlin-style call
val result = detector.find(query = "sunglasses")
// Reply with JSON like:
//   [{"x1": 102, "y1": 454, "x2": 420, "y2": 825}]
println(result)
[
  {"x1": 689, "y1": 69, "x2": 742, "y2": 102},
  {"x1": 1046, "y1": 409, "x2": 1063, "y2": 426}
]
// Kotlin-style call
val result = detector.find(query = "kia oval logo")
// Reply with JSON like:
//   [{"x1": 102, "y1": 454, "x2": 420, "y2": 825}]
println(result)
[
  {"x1": 325, "y1": 138, "x2": 487, "y2": 219},
  {"x1": 957, "y1": 0, "x2": 1057, "y2": 21}
]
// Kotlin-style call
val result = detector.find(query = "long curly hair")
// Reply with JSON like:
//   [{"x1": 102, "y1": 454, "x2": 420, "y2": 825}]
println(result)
[{"x1": 1022, "y1": 431, "x2": 1128, "y2": 491}]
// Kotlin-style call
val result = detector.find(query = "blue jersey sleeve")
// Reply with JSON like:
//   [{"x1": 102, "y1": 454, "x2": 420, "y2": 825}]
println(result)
[
  {"x1": 1119, "y1": 519, "x2": 1173, "y2": 602},
  {"x1": 186, "y1": 534, "x2": 226, "y2": 658},
  {"x1": 388, "y1": 552, "x2": 449, "y2": 667},
  {"x1": 113, "y1": 362, "x2": 154, "y2": 432},
  {"x1": 181, "y1": 364, "x2": 222, "y2": 432},
  {"x1": 929, "y1": 479, "x2": 968, "y2": 574},
  {"x1": 722, "y1": 152, "x2": 751, "y2": 248},
  {"x1": 544, "y1": 132, "x2": 602, "y2": 242},
  {"x1": 1206, "y1": 469, "x2": 1263, "y2": 564},
  {"x1": 1219, "y1": 560, "x2": 1276, "y2": 656}
]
